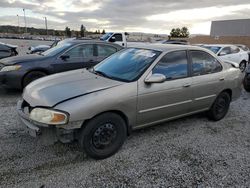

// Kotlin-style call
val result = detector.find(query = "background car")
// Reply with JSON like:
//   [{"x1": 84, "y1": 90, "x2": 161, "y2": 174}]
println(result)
[
  {"x1": 202, "y1": 44, "x2": 248, "y2": 72},
  {"x1": 18, "y1": 44, "x2": 242, "y2": 159},
  {"x1": 161, "y1": 39, "x2": 189, "y2": 45},
  {"x1": 243, "y1": 65, "x2": 250, "y2": 92},
  {"x1": 27, "y1": 40, "x2": 60, "y2": 54},
  {"x1": 0, "y1": 42, "x2": 18, "y2": 59},
  {"x1": 0, "y1": 40, "x2": 123, "y2": 89},
  {"x1": 236, "y1": 44, "x2": 250, "y2": 63}
]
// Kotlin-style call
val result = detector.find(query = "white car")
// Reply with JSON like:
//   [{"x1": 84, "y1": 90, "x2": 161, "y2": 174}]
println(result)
[{"x1": 203, "y1": 44, "x2": 248, "y2": 72}]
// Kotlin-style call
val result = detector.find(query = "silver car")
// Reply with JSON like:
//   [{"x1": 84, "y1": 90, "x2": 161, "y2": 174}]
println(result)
[{"x1": 17, "y1": 44, "x2": 242, "y2": 159}]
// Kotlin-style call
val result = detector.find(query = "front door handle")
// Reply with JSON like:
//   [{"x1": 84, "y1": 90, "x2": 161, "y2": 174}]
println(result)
[
  {"x1": 183, "y1": 83, "x2": 191, "y2": 88},
  {"x1": 219, "y1": 77, "x2": 225, "y2": 81}
]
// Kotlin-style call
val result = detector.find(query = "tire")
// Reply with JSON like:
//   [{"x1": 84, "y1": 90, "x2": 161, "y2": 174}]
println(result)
[
  {"x1": 207, "y1": 92, "x2": 231, "y2": 121},
  {"x1": 239, "y1": 61, "x2": 247, "y2": 72},
  {"x1": 22, "y1": 71, "x2": 47, "y2": 88},
  {"x1": 243, "y1": 75, "x2": 250, "y2": 92},
  {"x1": 79, "y1": 113, "x2": 127, "y2": 160}
]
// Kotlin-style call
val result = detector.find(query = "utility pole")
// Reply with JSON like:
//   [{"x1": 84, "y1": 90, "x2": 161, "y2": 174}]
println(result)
[
  {"x1": 44, "y1": 17, "x2": 48, "y2": 35},
  {"x1": 17, "y1": 14, "x2": 20, "y2": 33},
  {"x1": 23, "y1": 8, "x2": 27, "y2": 33}
]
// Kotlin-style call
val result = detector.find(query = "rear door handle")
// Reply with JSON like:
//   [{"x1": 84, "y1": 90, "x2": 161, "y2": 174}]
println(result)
[
  {"x1": 183, "y1": 83, "x2": 191, "y2": 88},
  {"x1": 219, "y1": 77, "x2": 225, "y2": 81}
]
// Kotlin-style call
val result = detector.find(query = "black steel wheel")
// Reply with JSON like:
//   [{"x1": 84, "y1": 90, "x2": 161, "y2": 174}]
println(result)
[
  {"x1": 243, "y1": 75, "x2": 250, "y2": 92},
  {"x1": 207, "y1": 92, "x2": 231, "y2": 121},
  {"x1": 79, "y1": 113, "x2": 127, "y2": 160}
]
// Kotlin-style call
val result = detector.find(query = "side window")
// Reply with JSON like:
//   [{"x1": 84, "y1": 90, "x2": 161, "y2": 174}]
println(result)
[
  {"x1": 231, "y1": 46, "x2": 240, "y2": 54},
  {"x1": 97, "y1": 45, "x2": 117, "y2": 57},
  {"x1": 65, "y1": 44, "x2": 94, "y2": 59},
  {"x1": 220, "y1": 47, "x2": 231, "y2": 55},
  {"x1": 190, "y1": 51, "x2": 222, "y2": 76},
  {"x1": 152, "y1": 51, "x2": 188, "y2": 80},
  {"x1": 113, "y1": 34, "x2": 123, "y2": 42}
]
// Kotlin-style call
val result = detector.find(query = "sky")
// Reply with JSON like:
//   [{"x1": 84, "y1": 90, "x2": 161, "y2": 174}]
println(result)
[{"x1": 0, "y1": 0, "x2": 250, "y2": 35}]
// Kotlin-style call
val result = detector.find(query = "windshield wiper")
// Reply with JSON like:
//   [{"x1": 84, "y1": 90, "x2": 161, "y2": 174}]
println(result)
[{"x1": 93, "y1": 69, "x2": 112, "y2": 79}]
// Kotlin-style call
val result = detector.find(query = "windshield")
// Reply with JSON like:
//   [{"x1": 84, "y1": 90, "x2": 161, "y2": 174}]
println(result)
[
  {"x1": 42, "y1": 42, "x2": 71, "y2": 56},
  {"x1": 100, "y1": 32, "x2": 113, "y2": 41},
  {"x1": 93, "y1": 48, "x2": 161, "y2": 82},
  {"x1": 203, "y1": 46, "x2": 221, "y2": 54}
]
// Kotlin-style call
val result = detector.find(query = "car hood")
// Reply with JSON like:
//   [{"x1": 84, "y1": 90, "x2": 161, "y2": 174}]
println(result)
[
  {"x1": 23, "y1": 69, "x2": 123, "y2": 107},
  {"x1": 0, "y1": 54, "x2": 45, "y2": 65}
]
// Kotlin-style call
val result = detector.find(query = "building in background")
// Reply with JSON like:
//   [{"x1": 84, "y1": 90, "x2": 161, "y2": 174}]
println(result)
[{"x1": 210, "y1": 19, "x2": 250, "y2": 37}]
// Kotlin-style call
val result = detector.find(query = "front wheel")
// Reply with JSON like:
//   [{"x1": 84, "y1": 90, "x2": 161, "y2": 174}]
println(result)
[
  {"x1": 207, "y1": 92, "x2": 231, "y2": 121},
  {"x1": 79, "y1": 113, "x2": 127, "y2": 160},
  {"x1": 22, "y1": 71, "x2": 47, "y2": 88}
]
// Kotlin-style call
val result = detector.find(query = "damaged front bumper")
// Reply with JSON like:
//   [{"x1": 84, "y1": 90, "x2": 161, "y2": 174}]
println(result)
[{"x1": 17, "y1": 100, "x2": 83, "y2": 143}]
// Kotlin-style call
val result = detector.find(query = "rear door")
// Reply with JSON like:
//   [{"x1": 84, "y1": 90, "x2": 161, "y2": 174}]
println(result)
[
  {"x1": 53, "y1": 44, "x2": 95, "y2": 73},
  {"x1": 137, "y1": 50, "x2": 193, "y2": 127},
  {"x1": 189, "y1": 50, "x2": 225, "y2": 111}
]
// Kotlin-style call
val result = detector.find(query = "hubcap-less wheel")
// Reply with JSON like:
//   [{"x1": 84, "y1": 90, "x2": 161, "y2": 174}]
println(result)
[
  {"x1": 207, "y1": 92, "x2": 230, "y2": 121},
  {"x1": 80, "y1": 113, "x2": 127, "y2": 160},
  {"x1": 92, "y1": 123, "x2": 117, "y2": 149}
]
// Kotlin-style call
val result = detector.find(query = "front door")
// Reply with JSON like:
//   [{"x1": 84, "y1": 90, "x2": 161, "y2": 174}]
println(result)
[{"x1": 137, "y1": 50, "x2": 193, "y2": 127}]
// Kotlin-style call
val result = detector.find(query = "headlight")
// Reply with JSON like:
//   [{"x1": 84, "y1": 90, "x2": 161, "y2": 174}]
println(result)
[
  {"x1": 0, "y1": 65, "x2": 21, "y2": 72},
  {"x1": 29, "y1": 108, "x2": 68, "y2": 125}
]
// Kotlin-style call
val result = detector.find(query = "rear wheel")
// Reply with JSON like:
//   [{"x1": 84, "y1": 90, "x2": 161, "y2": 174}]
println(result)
[
  {"x1": 79, "y1": 113, "x2": 127, "y2": 160},
  {"x1": 22, "y1": 71, "x2": 47, "y2": 88},
  {"x1": 207, "y1": 92, "x2": 231, "y2": 121},
  {"x1": 243, "y1": 75, "x2": 250, "y2": 92},
  {"x1": 239, "y1": 61, "x2": 247, "y2": 72}
]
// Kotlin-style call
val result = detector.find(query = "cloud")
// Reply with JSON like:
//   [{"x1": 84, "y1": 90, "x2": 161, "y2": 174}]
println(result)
[{"x1": 0, "y1": 0, "x2": 250, "y2": 34}]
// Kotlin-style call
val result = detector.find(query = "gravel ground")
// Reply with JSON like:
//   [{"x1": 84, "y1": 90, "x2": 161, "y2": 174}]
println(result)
[
  {"x1": 0, "y1": 39, "x2": 250, "y2": 187},
  {"x1": 0, "y1": 87, "x2": 249, "y2": 187}
]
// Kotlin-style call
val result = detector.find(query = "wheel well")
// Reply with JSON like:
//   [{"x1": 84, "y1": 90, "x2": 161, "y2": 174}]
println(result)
[
  {"x1": 82, "y1": 110, "x2": 131, "y2": 136},
  {"x1": 22, "y1": 69, "x2": 49, "y2": 87},
  {"x1": 222, "y1": 89, "x2": 232, "y2": 101}
]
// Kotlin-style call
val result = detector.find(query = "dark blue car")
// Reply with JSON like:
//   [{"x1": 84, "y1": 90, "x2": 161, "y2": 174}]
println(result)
[{"x1": 0, "y1": 40, "x2": 122, "y2": 89}]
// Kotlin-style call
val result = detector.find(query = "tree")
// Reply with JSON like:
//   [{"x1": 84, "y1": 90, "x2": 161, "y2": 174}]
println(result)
[
  {"x1": 170, "y1": 27, "x2": 189, "y2": 38},
  {"x1": 65, "y1": 26, "x2": 71, "y2": 37},
  {"x1": 80, "y1": 24, "x2": 86, "y2": 37},
  {"x1": 101, "y1": 29, "x2": 106, "y2": 34}
]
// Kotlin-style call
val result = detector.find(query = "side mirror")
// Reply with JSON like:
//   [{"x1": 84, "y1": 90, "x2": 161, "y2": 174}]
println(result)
[
  {"x1": 219, "y1": 51, "x2": 227, "y2": 56},
  {"x1": 145, "y1": 74, "x2": 166, "y2": 84},
  {"x1": 60, "y1": 55, "x2": 70, "y2": 60},
  {"x1": 109, "y1": 36, "x2": 116, "y2": 42}
]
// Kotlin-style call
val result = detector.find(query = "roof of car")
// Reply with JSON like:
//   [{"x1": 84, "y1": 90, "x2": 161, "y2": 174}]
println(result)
[
  {"x1": 202, "y1": 44, "x2": 235, "y2": 47},
  {"x1": 60, "y1": 39, "x2": 123, "y2": 48},
  {"x1": 127, "y1": 43, "x2": 205, "y2": 52}
]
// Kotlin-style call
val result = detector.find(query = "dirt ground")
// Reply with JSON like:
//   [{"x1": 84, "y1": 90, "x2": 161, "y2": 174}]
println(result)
[{"x1": 0, "y1": 39, "x2": 250, "y2": 188}]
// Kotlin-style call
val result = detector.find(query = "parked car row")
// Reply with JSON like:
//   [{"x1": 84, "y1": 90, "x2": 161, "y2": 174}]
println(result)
[
  {"x1": 0, "y1": 38, "x2": 246, "y2": 159},
  {"x1": 14, "y1": 43, "x2": 243, "y2": 159}
]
